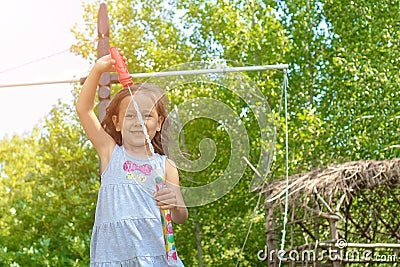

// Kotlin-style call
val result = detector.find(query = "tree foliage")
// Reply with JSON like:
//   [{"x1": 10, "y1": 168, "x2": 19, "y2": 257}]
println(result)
[{"x1": 0, "y1": 103, "x2": 98, "y2": 266}]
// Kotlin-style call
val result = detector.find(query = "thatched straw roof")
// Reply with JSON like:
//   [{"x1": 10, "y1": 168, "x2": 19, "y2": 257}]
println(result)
[{"x1": 265, "y1": 158, "x2": 400, "y2": 209}]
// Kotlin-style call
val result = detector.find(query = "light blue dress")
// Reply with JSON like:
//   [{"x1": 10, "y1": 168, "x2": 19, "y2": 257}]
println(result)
[{"x1": 90, "y1": 145, "x2": 185, "y2": 266}]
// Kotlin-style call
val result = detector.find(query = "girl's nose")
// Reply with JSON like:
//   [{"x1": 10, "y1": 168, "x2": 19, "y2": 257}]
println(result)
[{"x1": 133, "y1": 119, "x2": 141, "y2": 127}]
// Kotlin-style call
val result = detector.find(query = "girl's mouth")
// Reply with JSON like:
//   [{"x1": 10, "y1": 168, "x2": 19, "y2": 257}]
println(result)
[{"x1": 130, "y1": 131, "x2": 144, "y2": 134}]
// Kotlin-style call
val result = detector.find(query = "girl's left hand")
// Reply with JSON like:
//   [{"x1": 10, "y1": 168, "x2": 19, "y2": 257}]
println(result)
[{"x1": 154, "y1": 188, "x2": 177, "y2": 210}]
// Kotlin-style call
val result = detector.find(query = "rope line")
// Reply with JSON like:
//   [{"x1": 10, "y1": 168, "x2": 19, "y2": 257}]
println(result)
[
  {"x1": 278, "y1": 70, "x2": 290, "y2": 267},
  {"x1": 0, "y1": 49, "x2": 70, "y2": 75}
]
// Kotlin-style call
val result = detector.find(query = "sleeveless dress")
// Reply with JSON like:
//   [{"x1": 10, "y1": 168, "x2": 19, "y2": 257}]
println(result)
[{"x1": 90, "y1": 145, "x2": 185, "y2": 266}]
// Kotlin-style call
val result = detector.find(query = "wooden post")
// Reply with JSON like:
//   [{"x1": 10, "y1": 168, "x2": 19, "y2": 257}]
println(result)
[
  {"x1": 328, "y1": 217, "x2": 342, "y2": 267},
  {"x1": 97, "y1": 3, "x2": 111, "y2": 122},
  {"x1": 265, "y1": 198, "x2": 278, "y2": 267},
  {"x1": 313, "y1": 195, "x2": 320, "y2": 267},
  {"x1": 93, "y1": 3, "x2": 111, "y2": 175},
  {"x1": 78, "y1": 4, "x2": 121, "y2": 175},
  {"x1": 79, "y1": 4, "x2": 120, "y2": 119}
]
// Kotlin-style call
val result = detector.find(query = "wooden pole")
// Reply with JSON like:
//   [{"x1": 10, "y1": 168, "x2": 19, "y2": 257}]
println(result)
[
  {"x1": 265, "y1": 199, "x2": 278, "y2": 267},
  {"x1": 97, "y1": 3, "x2": 111, "y2": 122},
  {"x1": 328, "y1": 218, "x2": 342, "y2": 267},
  {"x1": 95, "y1": 3, "x2": 122, "y2": 175}
]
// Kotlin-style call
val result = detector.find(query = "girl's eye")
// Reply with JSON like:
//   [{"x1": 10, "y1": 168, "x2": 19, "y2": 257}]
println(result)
[{"x1": 125, "y1": 114, "x2": 135, "y2": 119}]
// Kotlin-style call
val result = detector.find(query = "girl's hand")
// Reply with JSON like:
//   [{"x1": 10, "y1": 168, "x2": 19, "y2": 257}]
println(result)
[
  {"x1": 93, "y1": 49, "x2": 128, "y2": 73},
  {"x1": 154, "y1": 188, "x2": 178, "y2": 210}
]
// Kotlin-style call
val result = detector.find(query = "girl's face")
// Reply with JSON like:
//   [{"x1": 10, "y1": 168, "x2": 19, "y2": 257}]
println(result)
[{"x1": 113, "y1": 93, "x2": 163, "y2": 150}]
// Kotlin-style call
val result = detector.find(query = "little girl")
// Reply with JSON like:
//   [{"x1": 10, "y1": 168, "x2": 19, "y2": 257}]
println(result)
[{"x1": 76, "y1": 50, "x2": 188, "y2": 266}]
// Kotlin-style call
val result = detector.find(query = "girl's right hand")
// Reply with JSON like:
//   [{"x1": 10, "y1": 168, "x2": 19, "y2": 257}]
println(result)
[
  {"x1": 94, "y1": 50, "x2": 127, "y2": 73},
  {"x1": 93, "y1": 54, "x2": 115, "y2": 73}
]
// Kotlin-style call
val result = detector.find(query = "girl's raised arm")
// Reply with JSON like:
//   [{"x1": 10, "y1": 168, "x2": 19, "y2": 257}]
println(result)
[{"x1": 76, "y1": 55, "x2": 117, "y2": 167}]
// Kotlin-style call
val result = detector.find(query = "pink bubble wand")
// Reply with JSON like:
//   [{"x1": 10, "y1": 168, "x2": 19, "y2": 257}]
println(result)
[{"x1": 110, "y1": 46, "x2": 177, "y2": 266}]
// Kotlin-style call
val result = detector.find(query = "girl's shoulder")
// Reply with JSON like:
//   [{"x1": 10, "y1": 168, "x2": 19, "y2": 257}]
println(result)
[
  {"x1": 165, "y1": 157, "x2": 177, "y2": 169},
  {"x1": 156, "y1": 153, "x2": 177, "y2": 170}
]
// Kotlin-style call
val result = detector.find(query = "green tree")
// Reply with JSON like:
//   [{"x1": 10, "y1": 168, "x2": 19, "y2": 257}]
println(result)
[
  {"x1": 322, "y1": 0, "x2": 400, "y2": 160},
  {"x1": 0, "y1": 102, "x2": 99, "y2": 266}
]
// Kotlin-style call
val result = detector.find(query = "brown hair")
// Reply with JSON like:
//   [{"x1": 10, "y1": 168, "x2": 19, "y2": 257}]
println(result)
[{"x1": 101, "y1": 83, "x2": 169, "y2": 155}]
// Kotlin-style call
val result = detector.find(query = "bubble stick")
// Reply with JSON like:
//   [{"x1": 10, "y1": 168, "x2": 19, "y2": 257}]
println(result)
[{"x1": 156, "y1": 175, "x2": 177, "y2": 266}]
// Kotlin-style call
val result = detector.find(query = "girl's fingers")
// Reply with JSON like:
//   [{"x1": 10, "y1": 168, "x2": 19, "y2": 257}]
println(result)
[
  {"x1": 154, "y1": 195, "x2": 177, "y2": 208},
  {"x1": 156, "y1": 201, "x2": 176, "y2": 210},
  {"x1": 159, "y1": 204, "x2": 175, "y2": 210},
  {"x1": 154, "y1": 188, "x2": 178, "y2": 210},
  {"x1": 156, "y1": 199, "x2": 176, "y2": 210},
  {"x1": 155, "y1": 195, "x2": 176, "y2": 204},
  {"x1": 154, "y1": 188, "x2": 172, "y2": 197}
]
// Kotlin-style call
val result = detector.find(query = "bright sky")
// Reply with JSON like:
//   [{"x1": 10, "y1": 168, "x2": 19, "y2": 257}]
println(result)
[{"x1": 0, "y1": 0, "x2": 95, "y2": 138}]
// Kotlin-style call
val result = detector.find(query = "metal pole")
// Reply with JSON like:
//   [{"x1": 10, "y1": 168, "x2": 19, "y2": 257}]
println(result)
[
  {"x1": 129, "y1": 64, "x2": 289, "y2": 78},
  {"x1": 0, "y1": 64, "x2": 289, "y2": 89}
]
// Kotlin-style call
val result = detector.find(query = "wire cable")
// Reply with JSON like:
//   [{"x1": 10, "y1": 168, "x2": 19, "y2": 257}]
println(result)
[
  {"x1": 0, "y1": 49, "x2": 70, "y2": 75},
  {"x1": 278, "y1": 70, "x2": 290, "y2": 267}
]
